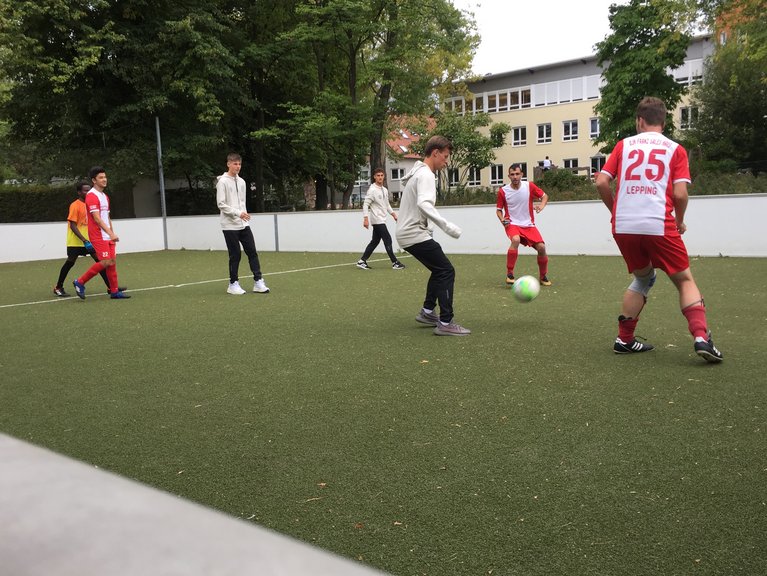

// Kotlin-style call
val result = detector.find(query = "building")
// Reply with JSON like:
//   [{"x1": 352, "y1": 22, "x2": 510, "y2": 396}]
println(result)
[{"x1": 438, "y1": 35, "x2": 714, "y2": 185}]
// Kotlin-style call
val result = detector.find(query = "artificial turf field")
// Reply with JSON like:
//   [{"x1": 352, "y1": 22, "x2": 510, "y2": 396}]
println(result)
[{"x1": 1, "y1": 250, "x2": 765, "y2": 576}]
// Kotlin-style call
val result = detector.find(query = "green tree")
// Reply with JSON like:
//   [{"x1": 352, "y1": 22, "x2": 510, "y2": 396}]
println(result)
[
  {"x1": 687, "y1": 0, "x2": 767, "y2": 173},
  {"x1": 594, "y1": 0, "x2": 691, "y2": 153},
  {"x1": 412, "y1": 111, "x2": 509, "y2": 196}
]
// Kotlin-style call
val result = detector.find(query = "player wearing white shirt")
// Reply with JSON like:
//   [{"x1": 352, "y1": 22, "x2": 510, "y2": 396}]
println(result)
[
  {"x1": 495, "y1": 164, "x2": 551, "y2": 286},
  {"x1": 355, "y1": 168, "x2": 404, "y2": 270},
  {"x1": 596, "y1": 96, "x2": 722, "y2": 363}
]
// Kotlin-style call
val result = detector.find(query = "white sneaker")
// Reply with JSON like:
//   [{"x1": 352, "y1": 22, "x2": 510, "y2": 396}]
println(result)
[
  {"x1": 227, "y1": 281, "x2": 246, "y2": 295},
  {"x1": 253, "y1": 279, "x2": 270, "y2": 293}
]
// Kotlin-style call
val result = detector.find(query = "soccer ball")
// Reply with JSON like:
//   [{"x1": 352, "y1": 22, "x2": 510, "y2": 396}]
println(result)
[{"x1": 512, "y1": 275, "x2": 540, "y2": 303}]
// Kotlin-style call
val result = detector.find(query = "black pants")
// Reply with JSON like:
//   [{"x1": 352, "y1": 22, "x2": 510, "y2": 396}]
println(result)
[
  {"x1": 405, "y1": 239, "x2": 455, "y2": 323},
  {"x1": 223, "y1": 227, "x2": 263, "y2": 283},
  {"x1": 361, "y1": 223, "x2": 398, "y2": 263},
  {"x1": 56, "y1": 246, "x2": 109, "y2": 289}
]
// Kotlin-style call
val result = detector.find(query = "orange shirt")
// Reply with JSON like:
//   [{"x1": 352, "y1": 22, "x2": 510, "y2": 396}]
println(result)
[{"x1": 65, "y1": 199, "x2": 89, "y2": 247}]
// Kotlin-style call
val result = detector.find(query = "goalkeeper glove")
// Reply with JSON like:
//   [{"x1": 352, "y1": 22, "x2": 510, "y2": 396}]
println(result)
[{"x1": 84, "y1": 241, "x2": 93, "y2": 251}]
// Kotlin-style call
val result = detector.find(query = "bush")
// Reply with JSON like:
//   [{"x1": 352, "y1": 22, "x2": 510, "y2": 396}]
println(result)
[
  {"x1": 690, "y1": 172, "x2": 767, "y2": 196},
  {"x1": 0, "y1": 183, "x2": 75, "y2": 223},
  {"x1": 537, "y1": 169, "x2": 597, "y2": 201}
]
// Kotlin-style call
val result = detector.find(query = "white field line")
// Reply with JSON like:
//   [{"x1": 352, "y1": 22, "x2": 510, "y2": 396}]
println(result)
[{"x1": 0, "y1": 256, "x2": 408, "y2": 309}]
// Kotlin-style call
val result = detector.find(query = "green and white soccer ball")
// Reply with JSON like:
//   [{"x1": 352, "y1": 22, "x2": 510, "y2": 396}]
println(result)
[{"x1": 512, "y1": 275, "x2": 540, "y2": 303}]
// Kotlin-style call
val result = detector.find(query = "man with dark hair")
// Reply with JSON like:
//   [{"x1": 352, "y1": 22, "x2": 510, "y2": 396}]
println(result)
[
  {"x1": 356, "y1": 167, "x2": 404, "y2": 270},
  {"x1": 216, "y1": 153, "x2": 269, "y2": 295},
  {"x1": 53, "y1": 181, "x2": 113, "y2": 296},
  {"x1": 596, "y1": 96, "x2": 723, "y2": 362},
  {"x1": 395, "y1": 135, "x2": 469, "y2": 336},
  {"x1": 72, "y1": 166, "x2": 130, "y2": 300},
  {"x1": 495, "y1": 163, "x2": 551, "y2": 286}
]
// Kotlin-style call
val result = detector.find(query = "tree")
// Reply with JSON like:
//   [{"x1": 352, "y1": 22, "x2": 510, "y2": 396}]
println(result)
[
  {"x1": 687, "y1": 0, "x2": 767, "y2": 173},
  {"x1": 593, "y1": 0, "x2": 691, "y2": 153},
  {"x1": 412, "y1": 111, "x2": 509, "y2": 196}
]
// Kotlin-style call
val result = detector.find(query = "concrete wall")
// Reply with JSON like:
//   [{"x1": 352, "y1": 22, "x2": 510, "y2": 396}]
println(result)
[{"x1": 1, "y1": 194, "x2": 765, "y2": 263}]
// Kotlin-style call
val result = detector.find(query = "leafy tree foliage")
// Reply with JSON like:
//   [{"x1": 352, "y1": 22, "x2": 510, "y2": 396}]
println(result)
[{"x1": 594, "y1": 0, "x2": 691, "y2": 153}]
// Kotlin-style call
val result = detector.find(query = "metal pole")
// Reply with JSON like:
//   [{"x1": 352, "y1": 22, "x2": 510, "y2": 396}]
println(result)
[{"x1": 155, "y1": 116, "x2": 168, "y2": 250}]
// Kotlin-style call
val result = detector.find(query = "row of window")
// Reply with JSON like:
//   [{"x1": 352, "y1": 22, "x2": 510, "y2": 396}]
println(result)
[{"x1": 510, "y1": 118, "x2": 600, "y2": 147}]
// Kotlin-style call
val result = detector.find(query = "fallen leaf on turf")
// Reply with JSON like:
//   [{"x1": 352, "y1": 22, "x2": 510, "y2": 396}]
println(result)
[
  {"x1": 354, "y1": 522, "x2": 364, "y2": 529},
  {"x1": 420, "y1": 360, "x2": 429, "y2": 364}
]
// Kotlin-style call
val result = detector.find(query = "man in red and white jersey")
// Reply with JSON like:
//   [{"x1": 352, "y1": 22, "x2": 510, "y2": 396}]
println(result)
[
  {"x1": 72, "y1": 166, "x2": 130, "y2": 300},
  {"x1": 495, "y1": 163, "x2": 551, "y2": 286},
  {"x1": 596, "y1": 96, "x2": 721, "y2": 362}
]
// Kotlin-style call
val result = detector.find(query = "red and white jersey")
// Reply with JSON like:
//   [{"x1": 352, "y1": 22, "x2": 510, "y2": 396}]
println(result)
[
  {"x1": 85, "y1": 189, "x2": 111, "y2": 241},
  {"x1": 601, "y1": 132, "x2": 691, "y2": 236},
  {"x1": 496, "y1": 181, "x2": 544, "y2": 227}
]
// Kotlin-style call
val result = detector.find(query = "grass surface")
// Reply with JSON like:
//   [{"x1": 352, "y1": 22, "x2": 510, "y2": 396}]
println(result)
[{"x1": 1, "y1": 250, "x2": 766, "y2": 575}]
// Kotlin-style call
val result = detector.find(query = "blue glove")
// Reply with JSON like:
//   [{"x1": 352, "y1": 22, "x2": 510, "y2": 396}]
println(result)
[{"x1": 84, "y1": 241, "x2": 93, "y2": 251}]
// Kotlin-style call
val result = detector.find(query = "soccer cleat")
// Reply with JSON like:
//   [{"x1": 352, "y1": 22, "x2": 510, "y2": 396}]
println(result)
[
  {"x1": 53, "y1": 286, "x2": 70, "y2": 297},
  {"x1": 227, "y1": 281, "x2": 246, "y2": 295},
  {"x1": 505, "y1": 274, "x2": 515, "y2": 285},
  {"x1": 253, "y1": 279, "x2": 270, "y2": 293},
  {"x1": 540, "y1": 275, "x2": 552, "y2": 286},
  {"x1": 72, "y1": 279, "x2": 86, "y2": 300},
  {"x1": 613, "y1": 338, "x2": 654, "y2": 354},
  {"x1": 109, "y1": 291, "x2": 131, "y2": 299},
  {"x1": 433, "y1": 322, "x2": 472, "y2": 336},
  {"x1": 356, "y1": 260, "x2": 371, "y2": 270},
  {"x1": 392, "y1": 261, "x2": 406, "y2": 270},
  {"x1": 694, "y1": 334, "x2": 723, "y2": 363},
  {"x1": 107, "y1": 286, "x2": 128, "y2": 295}
]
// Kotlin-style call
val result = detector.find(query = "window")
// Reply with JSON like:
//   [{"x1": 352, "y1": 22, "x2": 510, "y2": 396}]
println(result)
[
  {"x1": 512, "y1": 126, "x2": 527, "y2": 147},
  {"x1": 486, "y1": 93, "x2": 497, "y2": 113},
  {"x1": 590, "y1": 156, "x2": 606, "y2": 176},
  {"x1": 467, "y1": 166, "x2": 481, "y2": 186},
  {"x1": 563, "y1": 120, "x2": 578, "y2": 142},
  {"x1": 390, "y1": 168, "x2": 404, "y2": 180},
  {"x1": 448, "y1": 168, "x2": 460, "y2": 186},
  {"x1": 497, "y1": 92, "x2": 509, "y2": 111},
  {"x1": 537, "y1": 123, "x2": 552, "y2": 144},
  {"x1": 518, "y1": 162, "x2": 529, "y2": 180},
  {"x1": 474, "y1": 96, "x2": 484, "y2": 113},
  {"x1": 680, "y1": 106, "x2": 699, "y2": 130},
  {"x1": 509, "y1": 88, "x2": 532, "y2": 110},
  {"x1": 590, "y1": 118, "x2": 600, "y2": 139},
  {"x1": 490, "y1": 164, "x2": 504, "y2": 186},
  {"x1": 563, "y1": 158, "x2": 578, "y2": 172}
]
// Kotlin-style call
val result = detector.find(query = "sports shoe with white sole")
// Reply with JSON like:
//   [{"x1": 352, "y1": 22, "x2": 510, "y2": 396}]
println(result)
[
  {"x1": 392, "y1": 261, "x2": 406, "y2": 270},
  {"x1": 415, "y1": 309, "x2": 439, "y2": 326},
  {"x1": 227, "y1": 281, "x2": 246, "y2": 295},
  {"x1": 613, "y1": 337, "x2": 654, "y2": 354},
  {"x1": 433, "y1": 322, "x2": 472, "y2": 336},
  {"x1": 694, "y1": 333, "x2": 723, "y2": 363},
  {"x1": 356, "y1": 260, "x2": 371, "y2": 270},
  {"x1": 72, "y1": 279, "x2": 86, "y2": 300},
  {"x1": 53, "y1": 286, "x2": 70, "y2": 297},
  {"x1": 253, "y1": 279, "x2": 270, "y2": 293}
]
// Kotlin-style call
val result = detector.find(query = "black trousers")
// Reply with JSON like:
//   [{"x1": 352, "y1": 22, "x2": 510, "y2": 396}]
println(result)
[
  {"x1": 361, "y1": 223, "x2": 397, "y2": 263},
  {"x1": 405, "y1": 238, "x2": 455, "y2": 323},
  {"x1": 223, "y1": 227, "x2": 262, "y2": 283}
]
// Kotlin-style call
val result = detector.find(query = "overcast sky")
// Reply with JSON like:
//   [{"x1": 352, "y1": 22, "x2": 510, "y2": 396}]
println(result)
[{"x1": 451, "y1": 0, "x2": 625, "y2": 75}]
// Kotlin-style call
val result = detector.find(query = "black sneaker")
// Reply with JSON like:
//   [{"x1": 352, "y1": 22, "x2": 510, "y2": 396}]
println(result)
[
  {"x1": 53, "y1": 286, "x2": 70, "y2": 297},
  {"x1": 614, "y1": 337, "x2": 654, "y2": 354},
  {"x1": 505, "y1": 273, "x2": 515, "y2": 285},
  {"x1": 392, "y1": 261, "x2": 406, "y2": 270},
  {"x1": 356, "y1": 260, "x2": 371, "y2": 270},
  {"x1": 694, "y1": 334, "x2": 723, "y2": 363}
]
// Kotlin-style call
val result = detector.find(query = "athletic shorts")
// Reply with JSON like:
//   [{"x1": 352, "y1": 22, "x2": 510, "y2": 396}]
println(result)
[
  {"x1": 614, "y1": 233, "x2": 690, "y2": 275},
  {"x1": 91, "y1": 239, "x2": 116, "y2": 261},
  {"x1": 505, "y1": 224, "x2": 544, "y2": 247},
  {"x1": 66, "y1": 246, "x2": 92, "y2": 258}
]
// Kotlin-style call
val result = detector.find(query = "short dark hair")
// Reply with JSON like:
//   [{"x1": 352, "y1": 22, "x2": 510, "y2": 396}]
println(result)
[
  {"x1": 372, "y1": 167, "x2": 385, "y2": 176},
  {"x1": 509, "y1": 163, "x2": 523, "y2": 173},
  {"x1": 636, "y1": 96, "x2": 667, "y2": 127},
  {"x1": 88, "y1": 166, "x2": 105, "y2": 180},
  {"x1": 227, "y1": 152, "x2": 242, "y2": 162},
  {"x1": 424, "y1": 135, "x2": 453, "y2": 157},
  {"x1": 75, "y1": 181, "x2": 91, "y2": 193}
]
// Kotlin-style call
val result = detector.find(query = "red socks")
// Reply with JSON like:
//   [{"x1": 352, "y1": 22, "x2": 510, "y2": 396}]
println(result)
[
  {"x1": 78, "y1": 261, "x2": 107, "y2": 284},
  {"x1": 682, "y1": 304, "x2": 708, "y2": 339},
  {"x1": 506, "y1": 249, "x2": 518, "y2": 275},
  {"x1": 537, "y1": 255, "x2": 549, "y2": 278},
  {"x1": 618, "y1": 315, "x2": 639, "y2": 342}
]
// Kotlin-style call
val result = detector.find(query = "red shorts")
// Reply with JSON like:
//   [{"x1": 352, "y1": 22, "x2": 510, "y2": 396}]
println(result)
[
  {"x1": 505, "y1": 224, "x2": 544, "y2": 247},
  {"x1": 614, "y1": 233, "x2": 689, "y2": 275},
  {"x1": 91, "y1": 239, "x2": 116, "y2": 261}
]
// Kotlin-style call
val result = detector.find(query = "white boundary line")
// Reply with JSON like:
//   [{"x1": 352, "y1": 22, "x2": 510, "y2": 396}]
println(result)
[{"x1": 0, "y1": 256, "x2": 408, "y2": 309}]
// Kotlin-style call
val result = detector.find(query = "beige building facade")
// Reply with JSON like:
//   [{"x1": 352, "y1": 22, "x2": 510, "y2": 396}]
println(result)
[{"x1": 443, "y1": 35, "x2": 714, "y2": 185}]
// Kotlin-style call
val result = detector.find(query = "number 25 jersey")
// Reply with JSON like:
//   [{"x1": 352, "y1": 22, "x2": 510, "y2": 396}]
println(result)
[{"x1": 601, "y1": 132, "x2": 691, "y2": 236}]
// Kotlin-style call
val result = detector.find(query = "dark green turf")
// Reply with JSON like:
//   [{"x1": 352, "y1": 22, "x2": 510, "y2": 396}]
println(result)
[{"x1": 1, "y1": 251, "x2": 765, "y2": 575}]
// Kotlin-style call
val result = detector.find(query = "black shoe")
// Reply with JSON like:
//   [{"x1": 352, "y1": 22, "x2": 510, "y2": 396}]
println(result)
[
  {"x1": 694, "y1": 334, "x2": 723, "y2": 363},
  {"x1": 53, "y1": 286, "x2": 70, "y2": 297},
  {"x1": 392, "y1": 261, "x2": 406, "y2": 270},
  {"x1": 356, "y1": 260, "x2": 371, "y2": 270},
  {"x1": 614, "y1": 338, "x2": 654, "y2": 354}
]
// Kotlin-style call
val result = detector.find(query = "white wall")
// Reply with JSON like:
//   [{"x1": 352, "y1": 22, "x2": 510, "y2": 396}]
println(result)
[{"x1": 1, "y1": 194, "x2": 765, "y2": 263}]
